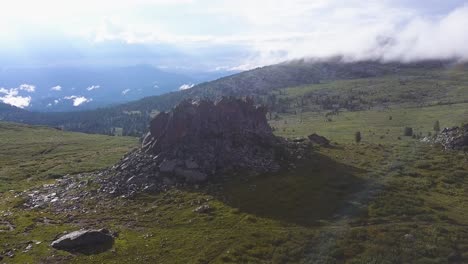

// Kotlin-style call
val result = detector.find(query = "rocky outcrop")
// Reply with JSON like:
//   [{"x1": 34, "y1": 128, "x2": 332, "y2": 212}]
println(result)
[
  {"x1": 51, "y1": 229, "x2": 114, "y2": 254},
  {"x1": 98, "y1": 97, "x2": 298, "y2": 196},
  {"x1": 434, "y1": 124, "x2": 468, "y2": 151}
]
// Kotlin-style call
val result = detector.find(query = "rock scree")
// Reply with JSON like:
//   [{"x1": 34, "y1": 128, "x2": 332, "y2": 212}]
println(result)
[
  {"x1": 51, "y1": 229, "x2": 114, "y2": 254},
  {"x1": 433, "y1": 124, "x2": 468, "y2": 151},
  {"x1": 98, "y1": 97, "x2": 301, "y2": 196}
]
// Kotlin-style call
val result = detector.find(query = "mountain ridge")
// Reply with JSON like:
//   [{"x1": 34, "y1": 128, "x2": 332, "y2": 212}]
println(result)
[{"x1": 0, "y1": 59, "x2": 464, "y2": 136}]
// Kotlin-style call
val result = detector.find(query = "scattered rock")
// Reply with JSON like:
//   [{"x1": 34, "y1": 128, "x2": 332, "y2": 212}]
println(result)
[
  {"x1": 23, "y1": 243, "x2": 32, "y2": 253},
  {"x1": 51, "y1": 229, "x2": 114, "y2": 255},
  {"x1": 193, "y1": 204, "x2": 212, "y2": 214},
  {"x1": 308, "y1": 133, "x2": 331, "y2": 146},
  {"x1": 433, "y1": 124, "x2": 468, "y2": 151},
  {"x1": 403, "y1": 233, "x2": 415, "y2": 241}
]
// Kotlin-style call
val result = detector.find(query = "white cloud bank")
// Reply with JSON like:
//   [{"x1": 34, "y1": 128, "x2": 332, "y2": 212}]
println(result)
[
  {"x1": 86, "y1": 1, "x2": 468, "y2": 69},
  {"x1": 1, "y1": 0, "x2": 467, "y2": 70},
  {"x1": 179, "y1": 84, "x2": 194, "y2": 90},
  {"x1": 0, "y1": 84, "x2": 35, "y2": 108},
  {"x1": 64, "y1": 95, "x2": 93, "y2": 106}
]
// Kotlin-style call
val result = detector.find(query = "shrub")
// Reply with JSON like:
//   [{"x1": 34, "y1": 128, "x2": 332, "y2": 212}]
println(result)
[
  {"x1": 433, "y1": 120, "x2": 440, "y2": 132},
  {"x1": 355, "y1": 131, "x2": 362, "y2": 143}
]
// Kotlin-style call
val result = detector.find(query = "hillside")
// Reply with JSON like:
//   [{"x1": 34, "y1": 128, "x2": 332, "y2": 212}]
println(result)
[{"x1": 0, "y1": 59, "x2": 465, "y2": 136}]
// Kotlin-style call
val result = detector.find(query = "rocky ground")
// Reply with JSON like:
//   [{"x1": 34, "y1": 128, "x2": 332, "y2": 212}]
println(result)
[{"x1": 434, "y1": 124, "x2": 468, "y2": 151}]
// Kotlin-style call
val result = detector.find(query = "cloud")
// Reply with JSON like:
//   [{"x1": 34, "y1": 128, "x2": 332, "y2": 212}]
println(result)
[
  {"x1": 1, "y1": 0, "x2": 467, "y2": 70},
  {"x1": 83, "y1": 1, "x2": 468, "y2": 69},
  {"x1": 122, "y1": 89, "x2": 131, "y2": 95},
  {"x1": 0, "y1": 84, "x2": 36, "y2": 108},
  {"x1": 86, "y1": 85, "x2": 100, "y2": 91},
  {"x1": 0, "y1": 93, "x2": 31, "y2": 108},
  {"x1": 19, "y1": 84, "x2": 36, "y2": 92},
  {"x1": 64, "y1": 95, "x2": 93, "y2": 106},
  {"x1": 179, "y1": 83, "x2": 194, "y2": 90},
  {"x1": 54, "y1": 99, "x2": 60, "y2": 104},
  {"x1": 51, "y1": 85, "x2": 62, "y2": 91}
]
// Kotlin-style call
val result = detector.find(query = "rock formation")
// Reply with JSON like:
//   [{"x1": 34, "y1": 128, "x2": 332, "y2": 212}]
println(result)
[
  {"x1": 434, "y1": 124, "x2": 468, "y2": 151},
  {"x1": 99, "y1": 97, "x2": 295, "y2": 196}
]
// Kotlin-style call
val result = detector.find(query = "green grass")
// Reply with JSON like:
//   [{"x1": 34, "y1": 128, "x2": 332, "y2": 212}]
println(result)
[
  {"x1": 270, "y1": 102, "x2": 468, "y2": 143},
  {"x1": 276, "y1": 68, "x2": 468, "y2": 110},
  {"x1": 0, "y1": 122, "x2": 138, "y2": 192}
]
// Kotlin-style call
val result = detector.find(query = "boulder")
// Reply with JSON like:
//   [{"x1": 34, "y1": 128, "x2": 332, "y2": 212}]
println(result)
[
  {"x1": 434, "y1": 124, "x2": 468, "y2": 150},
  {"x1": 51, "y1": 229, "x2": 114, "y2": 254},
  {"x1": 308, "y1": 133, "x2": 330, "y2": 146}
]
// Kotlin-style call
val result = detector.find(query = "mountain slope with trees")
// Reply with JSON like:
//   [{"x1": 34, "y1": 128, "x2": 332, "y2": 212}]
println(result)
[{"x1": 0, "y1": 59, "x2": 464, "y2": 136}]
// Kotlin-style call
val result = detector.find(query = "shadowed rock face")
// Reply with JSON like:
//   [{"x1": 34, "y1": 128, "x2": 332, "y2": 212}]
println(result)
[
  {"x1": 140, "y1": 97, "x2": 281, "y2": 176},
  {"x1": 142, "y1": 97, "x2": 272, "y2": 154}
]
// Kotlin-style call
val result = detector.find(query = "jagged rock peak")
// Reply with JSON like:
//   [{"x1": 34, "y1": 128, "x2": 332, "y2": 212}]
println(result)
[{"x1": 142, "y1": 97, "x2": 272, "y2": 154}]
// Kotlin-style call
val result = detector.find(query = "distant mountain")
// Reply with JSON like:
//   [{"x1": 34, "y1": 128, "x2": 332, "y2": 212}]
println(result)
[
  {"x1": 0, "y1": 65, "x2": 234, "y2": 112},
  {"x1": 0, "y1": 59, "x2": 462, "y2": 136}
]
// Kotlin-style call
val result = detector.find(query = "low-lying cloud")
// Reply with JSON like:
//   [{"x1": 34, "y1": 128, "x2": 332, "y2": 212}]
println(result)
[
  {"x1": 1, "y1": 0, "x2": 467, "y2": 71},
  {"x1": 0, "y1": 84, "x2": 35, "y2": 108},
  {"x1": 51, "y1": 85, "x2": 62, "y2": 91},
  {"x1": 86, "y1": 85, "x2": 100, "y2": 91},
  {"x1": 64, "y1": 95, "x2": 93, "y2": 106},
  {"x1": 179, "y1": 84, "x2": 194, "y2": 90},
  {"x1": 87, "y1": 1, "x2": 468, "y2": 70}
]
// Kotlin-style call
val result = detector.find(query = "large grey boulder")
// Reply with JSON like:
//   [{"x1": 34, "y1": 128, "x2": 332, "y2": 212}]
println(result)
[{"x1": 51, "y1": 229, "x2": 114, "y2": 254}]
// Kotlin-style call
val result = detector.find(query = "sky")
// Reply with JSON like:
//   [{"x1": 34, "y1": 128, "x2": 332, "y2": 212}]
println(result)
[{"x1": 0, "y1": 0, "x2": 468, "y2": 71}]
